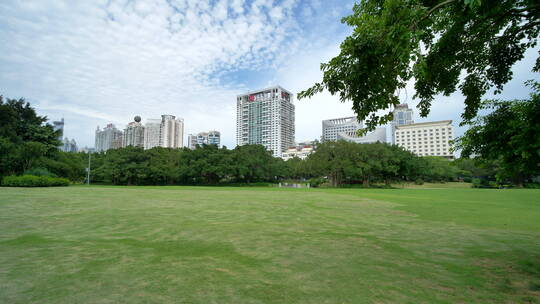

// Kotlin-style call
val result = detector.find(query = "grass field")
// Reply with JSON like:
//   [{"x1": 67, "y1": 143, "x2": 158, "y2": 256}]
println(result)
[{"x1": 1, "y1": 186, "x2": 539, "y2": 303}]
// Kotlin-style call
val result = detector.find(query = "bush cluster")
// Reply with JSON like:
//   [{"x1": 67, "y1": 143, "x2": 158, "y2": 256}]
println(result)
[{"x1": 2, "y1": 175, "x2": 69, "y2": 187}]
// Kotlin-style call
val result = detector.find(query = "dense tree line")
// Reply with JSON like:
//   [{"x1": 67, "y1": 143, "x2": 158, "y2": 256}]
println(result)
[
  {"x1": 53, "y1": 142, "x2": 466, "y2": 186},
  {"x1": 1, "y1": 94, "x2": 537, "y2": 188},
  {"x1": 88, "y1": 144, "x2": 283, "y2": 185}
]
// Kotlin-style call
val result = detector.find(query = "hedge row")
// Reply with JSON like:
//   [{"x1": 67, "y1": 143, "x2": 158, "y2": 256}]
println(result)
[{"x1": 2, "y1": 175, "x2": 69, "y2": 187}]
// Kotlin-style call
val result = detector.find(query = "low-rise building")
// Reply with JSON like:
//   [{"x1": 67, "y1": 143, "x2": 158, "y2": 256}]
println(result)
[
  {"x1": 281, "y1": 142, "x2": 315, "y2": 160},
  {"x1": 336, "y1": 127, "x2": 387, "y2": 144},
  {"x1": 394, "y1": 120, "x2": 454, "y2": 158},
  {"x1": 322, "y1": 116, "x2": 362, "y2": 142}
]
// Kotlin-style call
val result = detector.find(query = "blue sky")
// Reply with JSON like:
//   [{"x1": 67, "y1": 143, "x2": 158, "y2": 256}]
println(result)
[{"x1": 0, "y1": 0, "x2": 538, "y2": 149}]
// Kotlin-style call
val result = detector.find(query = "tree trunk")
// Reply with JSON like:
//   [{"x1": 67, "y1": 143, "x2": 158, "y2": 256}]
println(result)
[{"x1": 514, "y1": 173, "x2": 524, "y2": 188}]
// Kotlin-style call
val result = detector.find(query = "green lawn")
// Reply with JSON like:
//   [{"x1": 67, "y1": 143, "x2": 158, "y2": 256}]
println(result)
[{"x1": 1, "y1": 186, "x2": 539, "y2": 303}]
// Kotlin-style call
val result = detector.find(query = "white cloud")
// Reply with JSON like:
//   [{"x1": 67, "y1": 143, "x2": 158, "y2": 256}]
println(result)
[
  {"x1": 0, "y1": 0, "x2": 310, "y2": 147},
  {"x1": 1, "y1": 0, "x2": 537, "y2": 150}
]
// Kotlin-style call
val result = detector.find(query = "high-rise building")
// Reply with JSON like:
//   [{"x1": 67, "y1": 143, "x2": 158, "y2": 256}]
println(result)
[
  {"x1": 160, "y1": 115, "x2": 184, "y2": 148},
  {"x1": 187, "y1": 134, "x2": 197, "y2": 150},
  {"x1": 188, "y1": 131, "x2": 221, "y2": 149},
  {"x1": 61, "y1": 137, "x2": 78, "y2": 152},
  {"x1": 236, "y1": 85, "x2": 295, "y2": 157},
  {"x1": 393, "y1": 103, "x2": 414, "y2": 126},
  {"x1": 394, "y1": 120, "x2": 454, "y2": 158},
  {"x1": 142, "y1": 116, "x2": 184, "y2": 149},
  {"x1": 52, "y1": 118, "x2": 64, "y2": 141},
  {"x1": 123, "y1": 116, "x2": 145, "y2": 148},
  {"x1": 95, "y1": 124, "x2": 123, "y2": 152},
  {"x1": 390, "y1": 103, "x2": 414, "y2": 144},
  {"x1": 322, "y1": 117, "x2": 362, "y2": 142},
  {"x1": 144, "y1": 119, "x2": 162, "y2": 150}
]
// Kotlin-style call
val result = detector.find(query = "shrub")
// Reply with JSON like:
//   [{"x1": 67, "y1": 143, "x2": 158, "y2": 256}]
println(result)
[
  {"x1": 2, "y1": 175, "x2": 69, "y2": 187},
  {"x1": 488, "y1": 181, "x2": 499, "y2": 188},
  {"x1": 308, "y1": 177, "x2": 326, "y2": 188},
  {"x1": 472, "y1": 178, "x2": 482, "y2": 188},
  {"x1": 23, "y1": 167, "x2": 57, "y2": 177},
  {"x1": 462, "y1": 176, "x2": 472, "y2": 183},
  {"x1": 472, "y1": 178, "x2": 500, "y2": 188},
  {"x1": 524, "y1": 183, "x2": 540, "y2": 189},
  {"x1": 414, "y1": 178, "x2": 424, "y2": 185}
]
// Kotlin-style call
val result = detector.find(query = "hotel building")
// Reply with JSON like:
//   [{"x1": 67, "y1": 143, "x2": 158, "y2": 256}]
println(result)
[{"x1": 394, "y1": 120, "x2": 454, "y2": 158}]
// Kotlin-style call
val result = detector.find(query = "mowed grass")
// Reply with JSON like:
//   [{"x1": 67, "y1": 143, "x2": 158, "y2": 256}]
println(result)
[{"x1": 1, "y1": 186, "x2": 539, "y2": 303}]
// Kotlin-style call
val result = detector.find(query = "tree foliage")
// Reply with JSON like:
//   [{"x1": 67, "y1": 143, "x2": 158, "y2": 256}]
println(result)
[
  {"x1": 305, "y1": 141, "x2": 458, "y2": 186},
  {"x1": 455, "y1": 83, "x2": 540, "y2": 186},
  {"x1": 299, "y1": 0, "x2": 540, "y2": 132},
  {"x1": 0, "y1": 96, "x2": 61, "y2": 177}
]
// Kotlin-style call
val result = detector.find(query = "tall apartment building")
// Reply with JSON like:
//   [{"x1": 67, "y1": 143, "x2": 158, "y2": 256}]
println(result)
[
  {"x1": 123, "y1": 116, "x2": 145, "y2": 148},
  {"x1": 61, "y1": 137, "x2": 78, "y2": 152},
  {"x1": 394, "y1": 120, "x2": 454, "y2": 158},
  {"x1": 236, "y1": 86, "x2": 295, "y2": 157},
  {"x1": 322, "y1": 117, "x2": 363, "y2": 142},
  {"x1": 52, "y1": 118, "x2": 64, "y2": 141},
  {"x1": 142, "y1": 115, "x2": 184, "y2": 149},
  {"x1": 95, "y1": 124, "x2": 123, "y2": 152},
  {"x1": 188, "y1": 131, "x2": 221, "y2": 149},
  {"x1": 144, "y1": 119, "x2": 161, "y2": 149},
  {"x1": 160, "y1": 115, "x2": 184, "y2": 148}
]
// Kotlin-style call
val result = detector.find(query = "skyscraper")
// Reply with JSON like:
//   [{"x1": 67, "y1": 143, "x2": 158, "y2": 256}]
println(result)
[
  {"x1": 95, "y1": 124, "x2": 123, "y2": 152},
  {"x1": 188, "y1": 131, "x2": 221, "y2": 149},
  {"x1": 236, "y1": 85, "x2": 295, "y2": 157},
  {"x1": 123, "y1": 116, "x2": 145, "y2": 148}
]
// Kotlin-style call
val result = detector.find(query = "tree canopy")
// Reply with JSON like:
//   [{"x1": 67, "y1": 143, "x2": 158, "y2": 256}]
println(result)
[
  {"x1": 298, "y1": 0, "x2": 540, "y2": 132},
  {"x1": 0, "y1": 96, "x2": 61, "y2": 177},
  {"x1": 455, "y1": 82, "x2": 540, "y2": 186}
]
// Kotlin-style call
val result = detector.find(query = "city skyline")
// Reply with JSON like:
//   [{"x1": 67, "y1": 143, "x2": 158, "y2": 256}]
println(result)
[{"x1": 1, "y1": 1, "x2": 538, "y2": 149}]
